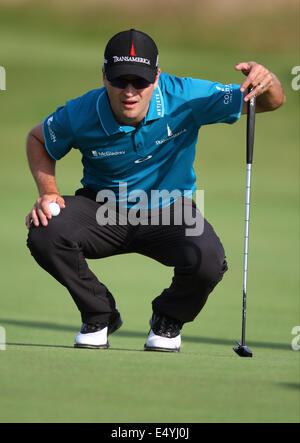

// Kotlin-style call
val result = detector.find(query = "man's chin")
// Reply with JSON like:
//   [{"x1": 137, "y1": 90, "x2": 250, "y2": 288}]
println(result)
[{"x1": 120, "y1": 111, "x2": 140, "y2": 127}]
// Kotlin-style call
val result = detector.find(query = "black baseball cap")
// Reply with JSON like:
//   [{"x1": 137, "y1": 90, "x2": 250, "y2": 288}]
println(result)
[{"x1": 104, "y1": 29, "x2": 159, "y2": 83}]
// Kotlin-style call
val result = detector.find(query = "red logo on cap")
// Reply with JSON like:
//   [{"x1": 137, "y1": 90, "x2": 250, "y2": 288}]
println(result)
[{"x1": 130, "y1": 42, "x2": 137, "y2": 57}]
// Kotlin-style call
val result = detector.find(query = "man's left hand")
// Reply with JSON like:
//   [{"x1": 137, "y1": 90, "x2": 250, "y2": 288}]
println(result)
[{"x1": 236, "y1": 61, "x2": 285, "y2": 112}]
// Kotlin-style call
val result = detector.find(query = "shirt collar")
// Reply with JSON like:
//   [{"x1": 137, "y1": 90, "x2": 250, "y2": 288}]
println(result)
[
  {"x1": 96, "y1": 89, "x2": 127, "y2": 135},
  {"x1": 145, "y1": 85, "x2": 165, "y2": 123},
  {"x1": 96, "y1": 84, "x2": 165, "y2": 136}
]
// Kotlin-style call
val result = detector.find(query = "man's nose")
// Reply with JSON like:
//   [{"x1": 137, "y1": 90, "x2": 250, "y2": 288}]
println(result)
[{"x1": 123, "y1": 83, "x2": 136, "y2": 95}]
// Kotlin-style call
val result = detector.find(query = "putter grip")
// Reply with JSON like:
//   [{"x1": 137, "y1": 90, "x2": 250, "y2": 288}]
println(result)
[{"x1": 246, "y1": 88, "x2": 256, "y2": 164}]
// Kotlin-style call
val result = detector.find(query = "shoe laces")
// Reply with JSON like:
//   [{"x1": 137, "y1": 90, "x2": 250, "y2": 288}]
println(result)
[
  {"x1": 152, "y1": 313, "x2": 183, "y2": 338},
  {"x1": 81, "y1": 323, "x2": 106, "y2": 334}
]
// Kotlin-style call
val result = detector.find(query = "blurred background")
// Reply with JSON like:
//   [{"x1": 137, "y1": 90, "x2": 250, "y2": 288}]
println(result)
[{"x1": 0, "y1": 0, "x2": 299, "y2": 423}]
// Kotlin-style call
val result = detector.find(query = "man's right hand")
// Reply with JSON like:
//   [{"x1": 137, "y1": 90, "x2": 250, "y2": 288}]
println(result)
[{"x1": 26, "y1": 193, "x2": 66, "y2": 229}]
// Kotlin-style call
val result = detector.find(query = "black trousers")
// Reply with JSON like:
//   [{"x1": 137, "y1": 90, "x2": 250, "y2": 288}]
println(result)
[{"x1": 27, "y1": 190, "x2": 228, "y2": 326}]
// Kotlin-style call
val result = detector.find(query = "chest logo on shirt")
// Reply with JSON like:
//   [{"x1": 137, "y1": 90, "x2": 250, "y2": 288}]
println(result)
[
  {"x1": 91, "y1": 150, "x2": 126, "y2": 158},
  {"x1": 155, "y1": 124, "x2": 187, "y2": 146},
  {"x1": 134, "y1": 155, "x2": 153, "y2": 164}
]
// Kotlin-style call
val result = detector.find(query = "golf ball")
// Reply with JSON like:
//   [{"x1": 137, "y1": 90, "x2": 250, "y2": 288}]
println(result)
[{"x1": 49, "y1": 202, "x2": 61, "y2": 216}]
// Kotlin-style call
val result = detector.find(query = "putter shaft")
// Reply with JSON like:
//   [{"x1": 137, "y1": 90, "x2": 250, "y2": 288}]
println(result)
[
  {"x1": 234, "y1": 91, "x2": 256, "y2": 358},
  {"x1": 242, "y1": 163, "x2": 252, "y2": 346}
]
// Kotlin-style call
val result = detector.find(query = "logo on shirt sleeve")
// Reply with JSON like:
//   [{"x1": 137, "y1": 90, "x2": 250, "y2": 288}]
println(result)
[
  {"x1": 47, "y1": 116, "x2": 57, "y2": 143},
  {"x1": 216, "y1": 84, "x2": 234, "y2": 105}
]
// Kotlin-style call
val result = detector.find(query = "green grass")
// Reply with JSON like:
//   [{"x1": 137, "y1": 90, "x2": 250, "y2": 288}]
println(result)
[{"x1": 0, "y1": 3, "x2": 299, "y2": 423}]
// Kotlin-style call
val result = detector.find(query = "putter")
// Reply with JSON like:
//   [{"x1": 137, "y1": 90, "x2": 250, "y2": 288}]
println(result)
[{"x1": 233, "y1": 88, "x2": 256, "y2": 358}]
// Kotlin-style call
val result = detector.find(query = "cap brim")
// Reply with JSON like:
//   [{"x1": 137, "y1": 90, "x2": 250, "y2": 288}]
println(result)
[{"x1": 106, "y1": 64, "x2": 157, "y2": 83}]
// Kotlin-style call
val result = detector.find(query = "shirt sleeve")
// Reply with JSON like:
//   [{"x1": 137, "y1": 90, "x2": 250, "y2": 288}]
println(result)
[
  {"x1": 179, "y1": 77, "x2": 243, "y2": 127},
  {"x1": 42, "y1": 105, "x2": 74, "y2": 160}
]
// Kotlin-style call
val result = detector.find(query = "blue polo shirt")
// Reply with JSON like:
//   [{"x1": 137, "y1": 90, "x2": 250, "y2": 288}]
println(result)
[{"x1": 43, "y1": 73, "x2": 243, "y2": 208}]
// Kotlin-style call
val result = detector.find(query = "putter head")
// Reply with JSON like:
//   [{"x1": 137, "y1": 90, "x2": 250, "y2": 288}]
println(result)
[{"x1": 233, "y1": 342, "x2": 253, "y2": 358}]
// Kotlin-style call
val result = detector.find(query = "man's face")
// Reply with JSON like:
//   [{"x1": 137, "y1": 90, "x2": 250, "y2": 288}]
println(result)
[{"x1": 103, "y1": 70, "x2": 161, "y2": 127}]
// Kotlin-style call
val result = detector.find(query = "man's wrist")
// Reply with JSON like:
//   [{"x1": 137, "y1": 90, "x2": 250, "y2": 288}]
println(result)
[{"x1": 38, "y1": 189, "x2": 60, "y2": 197}]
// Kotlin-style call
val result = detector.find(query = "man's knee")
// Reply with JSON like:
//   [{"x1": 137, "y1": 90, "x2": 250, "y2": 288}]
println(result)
[
  {"x1": 178, "y1": 239, "x2": 228, "y2": 290},
  {"x1": 27, "y1": 222, "x2": 60, "y2": 259},
  {"x1": 27, "y1": 196, "x2": 82, "y2": 256},
  {"x1": 199, "y1": 242, "x2": 228, "y2": 287}
]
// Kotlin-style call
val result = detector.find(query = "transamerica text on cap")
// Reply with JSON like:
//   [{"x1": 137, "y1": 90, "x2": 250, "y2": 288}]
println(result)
[{"x1": 112, "y1": 56, "x2": 151, "y2": 65}]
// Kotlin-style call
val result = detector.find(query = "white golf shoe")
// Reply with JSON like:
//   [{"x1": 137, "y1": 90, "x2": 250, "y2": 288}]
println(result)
[
  {"x1": 75, "y1": 325, "x2": 109, "y2": 349},
  {"x1": 144, "y1": 313, "x2": 183, "y2": 353},
  {"x1": 74, "y1": 311, "x2": 122, "y2": 349}
]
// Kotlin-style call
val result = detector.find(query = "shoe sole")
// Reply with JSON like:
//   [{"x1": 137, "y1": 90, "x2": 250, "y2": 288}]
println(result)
[
  {"x1": 144, "y1": 345, "x2": 180, "y2": 353},
  {"x1": 74, "y1": 342, "x2": 109, "y2": 350}
]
